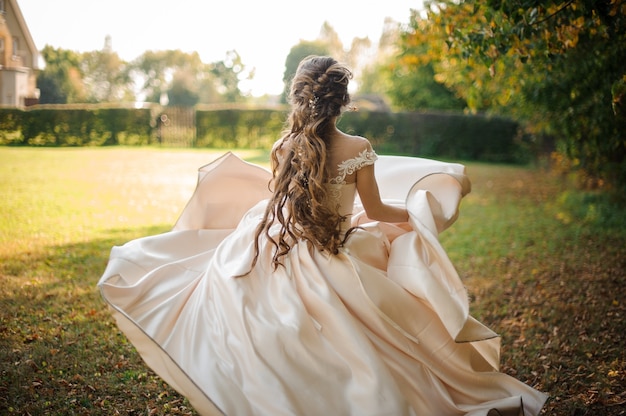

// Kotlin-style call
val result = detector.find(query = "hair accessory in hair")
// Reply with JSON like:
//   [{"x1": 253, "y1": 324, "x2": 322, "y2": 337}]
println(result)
[
  {"x1": 308, "y1": 95, "x2": 319, "y2": 118},
  {"x1": 298, "y1": 173, "x2": 309, "y2": 188}
]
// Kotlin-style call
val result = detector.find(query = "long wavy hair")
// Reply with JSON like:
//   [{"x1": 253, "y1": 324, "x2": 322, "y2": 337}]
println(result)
[{"x1": 247, "y1": 56, "x2": 354, "y2": 272}]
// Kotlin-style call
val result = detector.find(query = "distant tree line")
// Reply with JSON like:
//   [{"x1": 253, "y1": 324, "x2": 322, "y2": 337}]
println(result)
[
  {"x1": 37, "y1": 36, "x2": 248, "y2": 106},
  {"x1": 31, "y1": 8, "x2": 625, "y2": 191}
]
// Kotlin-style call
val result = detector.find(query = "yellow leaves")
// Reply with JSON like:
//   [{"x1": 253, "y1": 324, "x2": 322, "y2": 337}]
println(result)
[
  {"x1": 609, "y1": 0, "x2": 626, "y2": 17},
  {"x1": 554, "y1": 17, "x2": 585, "y2": 49},
  {"x1": 399, "y1": 55, "x2": 425, "y2": 67},
  {"x1": 573, "y1": 16, "x2": 585, "y2": 29},
  {"x1": 433, "y1": 73, "x2": 447, "y2": 84},
  {"x1": 556, "y1": 211, "x2": 572, "y2": 225}
]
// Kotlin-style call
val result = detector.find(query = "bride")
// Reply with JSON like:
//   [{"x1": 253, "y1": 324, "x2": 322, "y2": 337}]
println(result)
[{"x1": 99, "y1": 55, "x2": 547, "y2": 415}]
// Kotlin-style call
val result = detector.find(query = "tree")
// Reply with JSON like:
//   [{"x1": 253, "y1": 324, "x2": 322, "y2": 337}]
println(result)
[
  {"x1": 318, "y1": 22, "x2": 345, "y2": 61},
  {"x1": 167, "y1": 69, "x2": 200, "y2": 106},
  {"x1": 384, "y1": 60, "x2": 467, "y2": 110},
  {"x1": 207, "y1": 50, "x2": 248, "y2": 103},
  {"x1": 358, "y1": 18, "x2": 403, "y2": 98},
  {"x1": 282, "y1": 41, "x2": 330, "y2": 102},
  {"x1": 359, "y1": 13, "x2": 465, "y2": 111},
  {"x1": 37, "y1": 46, "x2": 86, "y2": 104},
  {"x1": 399, "y1": 0, "x2": 626, "y2": 190},
  {"x1": 130, "y1": 50, "x2": 205, "y2": 103},
  {"x1": 316, "y1": 22, "x2": 374, "y2": 93},
  {"x1": 80, "y1": 36, "x2": 133, "y2": 102},
  {"x1": 281, "y1": 22, "x2": 377, "y2": 101},
  {"x1": 130, "y1": 49, "x2": 248, "y2": 105}
]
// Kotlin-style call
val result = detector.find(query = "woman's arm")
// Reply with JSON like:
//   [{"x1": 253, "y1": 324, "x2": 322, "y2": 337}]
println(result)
[{"x1": 356, "y1": 163, "x2": 409, "y2": 223}]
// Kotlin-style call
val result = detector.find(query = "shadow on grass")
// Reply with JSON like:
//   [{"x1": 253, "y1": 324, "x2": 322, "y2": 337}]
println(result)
[
  {"x1": 1, "y1": 216, "x2": 625, "y2": 415},
  {"x1": 0, "y1": 225, "x2": 197, "y2": 415}
]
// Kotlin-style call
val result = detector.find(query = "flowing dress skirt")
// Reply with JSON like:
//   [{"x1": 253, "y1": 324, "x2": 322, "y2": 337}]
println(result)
[{"x1": 99, "y1": 153, "x2": 547, "y2": 415}]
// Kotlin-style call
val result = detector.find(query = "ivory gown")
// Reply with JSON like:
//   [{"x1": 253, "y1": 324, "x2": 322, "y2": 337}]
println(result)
[{"x1": 98, "y1": 151, "x2": 548, "y2": 415}]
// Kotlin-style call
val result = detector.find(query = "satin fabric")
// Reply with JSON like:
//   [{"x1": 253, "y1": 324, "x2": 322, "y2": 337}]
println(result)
[{"x1": 99, "y1": 152, "x2": 547, "y2": 415}]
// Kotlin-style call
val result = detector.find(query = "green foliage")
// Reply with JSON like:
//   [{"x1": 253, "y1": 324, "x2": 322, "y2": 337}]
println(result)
[
  {"x1": 339, "y1": 110, "x2": 527, "y2": 163},
  {"x1": 1, "y1": 106, "x2": 526, "y2": 163},
  {"x1": 129, "y1": 49, "x2": 248, "y2": 105},
  {"x1": 167, "y1": 71, "x2": 200, "y2": 107},
  {"x1": 195, "y1": 108, "x2": 286, "y2": 149},
  {"x1": 376, "y1": 17, "x2": 467, "y2": 111},
  {"x1": 36, "y1": 46, "x2": 251, "y2": 106},
  {"x1": 528, "y1": 40, "x2": 626, "y2": 189},
  {"x1": 554, "y1": 189, "x2": 626, "y2": 238},
  {"x1": 37, "y1": 46, "x2": 86, "y2": 104},
  {"x1": 383, "y1": 61, "x2": 467, "y2": 111},
  {"x1": 282, "y1": 42, "x2": 331, "y2": 102},
  {"x1": 130, "y1": 50, "x2": 197, "y2": 103},
  {"x1": 406, "y1": 0, "x2": 626, "y2": 191},
  {"x1": 613, "y1": 76, "x2": 626, "y2": 119},
  {"x1": 0, "y1": 108, "x2": 23, "y2": 144},
  {"x1": 0, "y1": 107, "x2": 152, "y2": 146},
  {"x1": 80, "y1": 37, "x2": 133, "y2": 102},
  {"x1": 36, "y1": 71, "x2": 69, "y2": 104},
  {"x1": 208, "y1": 51, "x2": 247, "y2": 103},
  {"x1": 195, "y1": 107, "x2": 527, "y2": 163}
]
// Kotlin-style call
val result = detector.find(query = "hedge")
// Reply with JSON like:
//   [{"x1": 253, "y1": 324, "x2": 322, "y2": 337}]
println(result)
[
  {"x1": 0, "y1": 105, "x2": 529, "y2": 163},
  {"x1": 0, "y1": 105, "x2": 152, "y2": 146},
  {"x1": 196, "y1": 108, "x2": 286, "y2": 149},
  {"x1": 338, "y1": 111, "x2": 525, "y2": 163}
]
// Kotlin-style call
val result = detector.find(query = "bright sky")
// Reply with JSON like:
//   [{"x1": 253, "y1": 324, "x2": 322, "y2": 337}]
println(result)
[{"x1": 19, "y1": 0, "x2": 423, "y2": 96}]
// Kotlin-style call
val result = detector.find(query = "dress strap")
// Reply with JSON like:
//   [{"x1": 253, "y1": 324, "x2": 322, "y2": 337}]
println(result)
[{"x1": 330, "y1": 150, "x2": 378, "y2": 185}]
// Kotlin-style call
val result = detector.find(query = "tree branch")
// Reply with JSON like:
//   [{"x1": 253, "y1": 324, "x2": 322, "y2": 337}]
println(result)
[{"x1": 532, "y1": 0, "x2": 577, "y2": 26}]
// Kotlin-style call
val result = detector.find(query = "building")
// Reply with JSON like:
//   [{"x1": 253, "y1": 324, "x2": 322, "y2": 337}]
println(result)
[{"x1": 0, "y1": 0, "x2": 39, "y2": 107}]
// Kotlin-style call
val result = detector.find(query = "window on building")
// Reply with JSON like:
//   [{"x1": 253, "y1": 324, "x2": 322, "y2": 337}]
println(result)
[
  {"x1": 0, "y1": 0, "x2": 5, "y2": 14},
  {"x1": 12, "y1": 37, "x2": 19, "y2": 56}
]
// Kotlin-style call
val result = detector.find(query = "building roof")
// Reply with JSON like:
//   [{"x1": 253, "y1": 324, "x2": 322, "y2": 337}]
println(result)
[{"x1": 9, "y1": 0, "x2": 39, "y2": 69}]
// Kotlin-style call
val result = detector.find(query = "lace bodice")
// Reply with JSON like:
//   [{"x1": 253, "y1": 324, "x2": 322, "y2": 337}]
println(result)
[{"x1": 326, "y1": 149, "x2": 377, "y2": 232}]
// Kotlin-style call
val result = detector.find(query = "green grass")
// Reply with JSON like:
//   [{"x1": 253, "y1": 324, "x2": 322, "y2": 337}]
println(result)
[{"x1": 1, "y1": 147, "x2": 624, "y2": 415}]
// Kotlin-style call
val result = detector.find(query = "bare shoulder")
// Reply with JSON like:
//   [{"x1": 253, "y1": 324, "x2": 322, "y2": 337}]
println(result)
[{"x1": 335, "y1": 132, "x2": 373, "y2": 153}]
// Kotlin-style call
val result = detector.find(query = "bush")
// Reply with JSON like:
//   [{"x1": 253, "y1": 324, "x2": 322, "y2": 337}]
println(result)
[
  {"x1": 339, "y1": 110, "x2": 527, "y2": 163},
  {"x1": 0, "y1": 106, "x2": 152, "y2": 146},
  {"x1": 196, "y1": 108, "x2": 286, "y2": 149},
  {"x1": 0, "y1": 108, "x2": 23, "y2": 145},
  {"x1": 0, "y1": 106, "x2": 529, "y2": 163}
]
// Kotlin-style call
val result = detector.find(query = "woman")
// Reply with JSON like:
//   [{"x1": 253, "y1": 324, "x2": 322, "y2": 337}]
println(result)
[{"x1": 99, "y1": 56, "x2": 547, "y2": 415}]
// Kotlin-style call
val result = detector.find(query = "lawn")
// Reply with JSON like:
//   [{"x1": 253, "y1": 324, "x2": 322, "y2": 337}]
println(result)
[{"x1": 1, "y1": 147, "x2": 624, "y2": 415}]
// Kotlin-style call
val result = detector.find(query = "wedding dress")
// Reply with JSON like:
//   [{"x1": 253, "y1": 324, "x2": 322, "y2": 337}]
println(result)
[{"x1": 98, "y1": 151, "x2": 547, "y2": 415}]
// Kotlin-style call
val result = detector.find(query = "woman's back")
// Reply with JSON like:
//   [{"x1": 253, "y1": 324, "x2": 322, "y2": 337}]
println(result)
[{"x1": 274, "y1": 131, "x2": 378, "y2": 234}]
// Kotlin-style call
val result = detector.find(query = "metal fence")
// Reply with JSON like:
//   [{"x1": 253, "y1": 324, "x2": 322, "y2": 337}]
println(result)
[{"x1": 154, "y1": 106, "x2": 196, "y2": 147}]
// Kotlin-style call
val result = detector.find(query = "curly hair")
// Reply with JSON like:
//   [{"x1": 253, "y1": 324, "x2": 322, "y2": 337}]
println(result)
[{"x1": 247, "y1": 56, "x2": 354, "y2": 273}]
